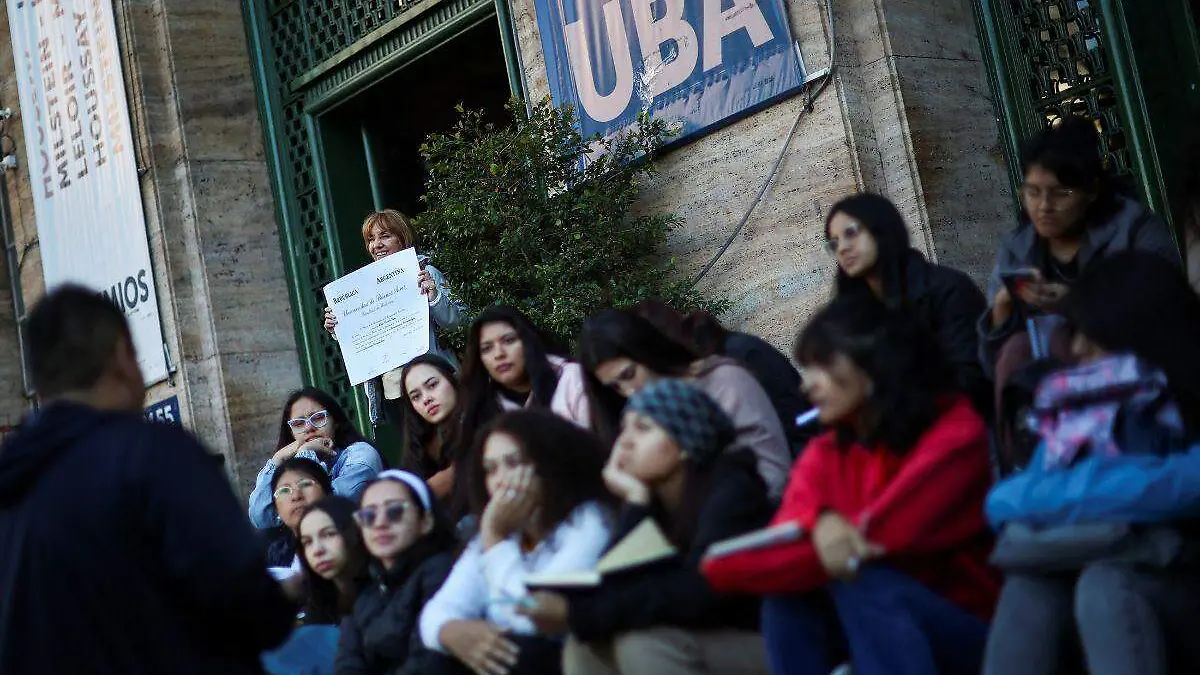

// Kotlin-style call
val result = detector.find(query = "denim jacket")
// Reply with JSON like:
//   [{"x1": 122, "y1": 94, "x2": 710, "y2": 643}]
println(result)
[
  {"x1": 363, "y1": 261, "x2": 466, "y2": 426},
  {"x1": 248, "y1": 441, "x2": 384, "y2": 529}
]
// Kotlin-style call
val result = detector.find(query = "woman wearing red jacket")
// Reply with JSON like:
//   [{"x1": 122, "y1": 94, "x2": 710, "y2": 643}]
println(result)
[{"x1": 701, "y1": 293, "x2": 999, "y2": 675}]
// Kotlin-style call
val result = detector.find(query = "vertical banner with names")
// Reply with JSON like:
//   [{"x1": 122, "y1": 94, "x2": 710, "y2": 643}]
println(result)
[{"x1": 6, "y1": 0, "x2": 168, "y2": 385}]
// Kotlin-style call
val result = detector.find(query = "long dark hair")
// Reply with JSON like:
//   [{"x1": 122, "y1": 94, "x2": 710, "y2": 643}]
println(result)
[
  {"x1": 1063, "y1": 251, "x2": 1200, "y2": 437},
  {"x1": 467, "y1": 410, "x2": 615, "y2": 537},
  {"x1": 296, "y1": 496, "x2": 370, "y2": 624},
  {"x1": 630, "y1": 300, "x2": 729, "y2": 358},
  {"x1": 276, "y1": 387, "x2": 369, "y2": 451},
  {"x1": 577, "y1": 308, "x2": 698, "y2": 442},
  {"x1": 458, "y1": 306, "x2": 564, "y2": 435},
  {"x1": 795, "y1": 293, "x2": 956, "y2": 454},
  {"x1": 826, "y1": 193, "x2": 915, "y2": 308},
  {"x1": 398, "y1": 354, "x2": 460, "y2": 476},
  {"x1": 358, "y1": 474, "x2": 457, "y2": 584},
  {"x1": 1020, "y1": 116, "x2": 1126, "y2": 229}
]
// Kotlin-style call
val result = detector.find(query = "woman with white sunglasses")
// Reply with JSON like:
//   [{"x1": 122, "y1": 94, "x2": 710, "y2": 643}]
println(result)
[
  {"x1": 335, "y1": 470, "x2": 458, "y2": 675},
  {"x1": 249, "y1": 387, "x2": 384, "y2": 529}
]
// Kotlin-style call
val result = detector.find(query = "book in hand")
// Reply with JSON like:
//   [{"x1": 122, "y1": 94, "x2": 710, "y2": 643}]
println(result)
[
  {"x1": 703, "y1": 521, "x2": 804, "y2": 560},
  {"x1": 523, "y1": 518, "x2": 678, "y2": 590}
]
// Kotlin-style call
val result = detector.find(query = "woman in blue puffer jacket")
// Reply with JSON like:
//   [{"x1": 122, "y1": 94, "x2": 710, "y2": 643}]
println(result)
[{"x1": 983, "y1": 252, "x2": 1200, "y2": 675}]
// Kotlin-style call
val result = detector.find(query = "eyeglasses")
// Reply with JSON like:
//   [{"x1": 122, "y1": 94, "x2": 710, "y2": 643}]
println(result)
[
  {"x1": 287, "y1": 409, "x2": 330, "y2": 432},
  {"x1": 353, "y1": 502, "x2": 411, "y2": 528},
  {"x1": 824, "y1": 221, "x2": 864, "y2": 255},
  {"x1": 273, "y1": 478, "x2": 318, "y2": 501},
  {"x1": 1019, "y1": 185, "x2": 1079, "y2": 206}
]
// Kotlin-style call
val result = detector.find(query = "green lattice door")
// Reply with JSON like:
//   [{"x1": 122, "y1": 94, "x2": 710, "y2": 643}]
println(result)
[
  {"x1": 975, "y1": 0, "x2": 1200, "y2": 239},
  {"x1": 244, "y1": 0, "x2": 517, "y2": 438}
]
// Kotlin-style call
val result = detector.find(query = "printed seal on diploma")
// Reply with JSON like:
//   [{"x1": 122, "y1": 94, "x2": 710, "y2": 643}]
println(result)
[{"x1": 323, "y1": 248, "x2": 430, "y2": 386}]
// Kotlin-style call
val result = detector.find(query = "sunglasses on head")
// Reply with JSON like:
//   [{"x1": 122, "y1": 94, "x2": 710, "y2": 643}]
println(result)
[
  {"x1": 824, "y1": 220, "x2": 865, "y2": 255},
  {"x1": 353, "y1": 502, "x2": 412, "y2": 528},
  {"x1": 273, "y1": 478, "x2": 318, "y2": 501},
  {"x1": 287, "y1": 409, "x2": 330, "y2": 431}
]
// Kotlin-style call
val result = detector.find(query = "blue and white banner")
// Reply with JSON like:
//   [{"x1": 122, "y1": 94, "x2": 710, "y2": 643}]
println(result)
[{"x1": 533, "y1": 0, "x2": 806, "y2": 146}]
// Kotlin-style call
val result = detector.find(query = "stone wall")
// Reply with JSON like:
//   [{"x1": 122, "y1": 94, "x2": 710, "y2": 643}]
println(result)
[
  {"x1": 506, "y1": 0, "x2": 1013, "y2": 351},
  {"x1": 0, "y1": 0, "x2": 301, "y2": 496}
]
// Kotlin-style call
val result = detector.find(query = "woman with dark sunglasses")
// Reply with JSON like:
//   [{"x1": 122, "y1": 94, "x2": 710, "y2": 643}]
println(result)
[
  {"x1": 336, "y1": 470, "x2": 458, "y2": 675},
  {"x1": 825, "y1": 193, "x2": 990, "y2": 416},
  {"x1": 249, "y1": 387, "x2": 385, "y2": 529}
]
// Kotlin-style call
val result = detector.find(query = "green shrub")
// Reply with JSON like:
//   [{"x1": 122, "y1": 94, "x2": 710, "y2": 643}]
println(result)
[{"x1": 417, "y1": 97, "x2": 722, "y2": 349}]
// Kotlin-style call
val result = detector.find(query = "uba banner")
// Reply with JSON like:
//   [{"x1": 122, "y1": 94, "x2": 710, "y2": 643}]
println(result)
[
  {"x1": 6, "y1": 0, "x2": 168, "y2": 385},
  {"x1": 533, "y1": 0, "x2": 807, "y2": 145}
]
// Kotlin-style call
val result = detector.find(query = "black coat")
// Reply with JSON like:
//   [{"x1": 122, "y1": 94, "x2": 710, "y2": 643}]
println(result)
[
  {"x1": 0, "y1": 403, "x2": 295, "y2": 675},
  {"x1": 901, "y1": 251, "x2": 992, "y2": 417},
  {"x1": 565, "y1": 450, "x2": 773, "y2": 641},
  {"x1": 722, "y1": 331, "x2": 814, "y2": 455},
  {"x1": 335, "y1": 551, "x2": 455, "y2": 675}
]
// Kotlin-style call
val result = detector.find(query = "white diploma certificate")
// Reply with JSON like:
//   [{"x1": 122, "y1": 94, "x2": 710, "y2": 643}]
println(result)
[{"x1": 323, "y1": 248, "x2": 430, "y2": 386}]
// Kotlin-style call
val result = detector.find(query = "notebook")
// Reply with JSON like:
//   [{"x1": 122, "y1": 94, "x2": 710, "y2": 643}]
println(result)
[
  {"x1": 703, "y1": 521, "x2": 804, "y2": 560},
  {"x1": 523, "y1": 518, "x2": 678, "y2": 590}
]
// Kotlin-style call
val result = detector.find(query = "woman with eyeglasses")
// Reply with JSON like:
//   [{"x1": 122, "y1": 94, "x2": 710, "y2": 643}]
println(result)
[
  {"x1": 578, "y1": 308, "x2": 791, "y2": 500},
  {"x1": 824, "y1": 193, "x2": 990, "y2": 416},
  {"x1": 263, "y1": 457, "x2": 334, "y2": 569},
  {"x1": 978, "y1": 117, "x2": 1178, "y2": 380},
  {"x1": 335, "y1": 470, "x2": 457, "y2": 675},
  {"x1": 249, "y1": 387, "x2": 385, "y2": 529},
  {"x1": 419, "y1": 410, "x2": 615, "y2": 675}
]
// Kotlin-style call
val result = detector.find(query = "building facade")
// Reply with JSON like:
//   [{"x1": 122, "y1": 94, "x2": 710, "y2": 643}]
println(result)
[{"x1": 0, "y1": 0, "x2": 1195, "y2": 492}]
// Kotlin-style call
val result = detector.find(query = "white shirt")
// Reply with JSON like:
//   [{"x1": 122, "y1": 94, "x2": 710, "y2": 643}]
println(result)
[{"x1": 419, "y1": 501, "x2": 612, "y2": 651}]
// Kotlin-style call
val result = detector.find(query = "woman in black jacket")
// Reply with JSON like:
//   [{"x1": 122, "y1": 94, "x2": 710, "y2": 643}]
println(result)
[
  {"x1": 519, "y1": 380, "x2": 773, "y2": 675},
  {"x1": 825, "y1": 192, "x2": 990, "y2": 416},
  {"x1": 336, "y1": 470, "x2": 457, "y2": 675}
]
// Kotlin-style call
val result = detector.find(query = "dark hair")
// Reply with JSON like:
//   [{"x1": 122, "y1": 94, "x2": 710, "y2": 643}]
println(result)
[
  {"x1": 578, "y1": 308, "x2": 698, "y2": 443},
  {"x1": 358, "y1": 474, "x2": 458, "y2": 582},
  {"x1": 295, "y1": 496, "x2": 370, "y2": 624},
  {"x1": 1063, "y1": 251, "x2": 1200, "y2": 436},
  {"x1": 270, "y1": 456, "x2": 334, "y2": 497},
  {"x1": 1183, "y1": 123, "x2": 1200, "y2": 239},
  {"x1": 398, "y1": 354, "x2": 460, "y2": 476},
  {"x1": 458, "y1": 306, "x2": 564, "y2": 436},
  {"x1": 276, "y1": 387, "x2": 369, "y2": 451},
  {"x1": 795, "y1": 293, "x2": 956, "y2": 454},
  {"x1": 825, "y1": 193, "x2": 915, "y2": 307},
  {"x1": 27, "y1": 284, "x2": 133, "y2": 398},
  {"x1": 630, "y1": 300, "x2": 728, "y2": 357},
  {"x1": 466, "y1": 410, "x2": 614, "y2": 536},
  {"x1": 1021, "y1": 116, "x2": 1123, "y2": 227}
]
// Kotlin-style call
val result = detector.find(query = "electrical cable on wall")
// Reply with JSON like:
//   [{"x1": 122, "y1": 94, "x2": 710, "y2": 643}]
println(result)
[{"x1": 689, "y1": 0, "x2": 837, "y2": 289}]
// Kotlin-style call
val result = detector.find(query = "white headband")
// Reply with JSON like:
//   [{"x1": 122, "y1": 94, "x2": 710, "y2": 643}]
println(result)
[{"x1": 375, "y1": 469, "x2": 433, "y2": 512}]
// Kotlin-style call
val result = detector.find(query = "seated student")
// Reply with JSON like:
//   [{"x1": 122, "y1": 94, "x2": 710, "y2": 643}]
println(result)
[
  {"x1": 631, "y1": 300, "x2": 815, "y2": 457},
  {"x1": 399, "y1": 355, "x2": 462, "y2": 501},
  {"x1": 983, "y1": 252, "x2": 1200, "y2": 675},
  {"x1": 336, "y1": 471, "x2": 457, "y2": 675},
  {"x1": 978, "y1": 118, "x2": 1178, "y2": 418},
  {"x1": 264, "y1": 496, "x2": 372, "y2": 675},
  {"x1": 579, "y1": 308, "x2": 791, "y2": 499},
  {"x1": 264, "y1": 457, "x2": 334, "y2": 570},
  {"x1": 519, "y1": 380, "x2": 773, "y2": 675},
  {"x1": 701, "y1": 294, "x2": 998, "y2": 675},
  {"x1": 419, "y1": 410, "x2": 615, "y2": 675},
  {"x1": 250, "y1": 388, "x2": 385, "y2": 529},
  {"x1": 824, "y1": 193, "x2": 990, "y2": 416},
  {"x1": 447, "y1": 306, "x2": 589, "y2": 522}
]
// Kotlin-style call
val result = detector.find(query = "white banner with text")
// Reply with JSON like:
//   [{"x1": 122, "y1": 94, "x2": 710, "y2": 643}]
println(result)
[{"x1": 6, "y1": 0, "x2": 168, "y2": 384}]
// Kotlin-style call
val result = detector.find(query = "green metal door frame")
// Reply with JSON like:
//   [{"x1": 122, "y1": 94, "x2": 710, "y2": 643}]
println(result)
[{"x1": 242, "y1": 0, "x2": 526, "y2": 434}]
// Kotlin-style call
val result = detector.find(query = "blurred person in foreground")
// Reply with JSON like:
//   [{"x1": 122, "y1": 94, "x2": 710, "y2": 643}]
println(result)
[{"x1": 0, "y1": 285, "x2": 296, "y2": 674}]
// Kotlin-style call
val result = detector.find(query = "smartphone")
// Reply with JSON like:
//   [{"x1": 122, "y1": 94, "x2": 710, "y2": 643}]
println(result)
[{"x1": 999, "y1": 267, "x2": 1040, "y2": 297}]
